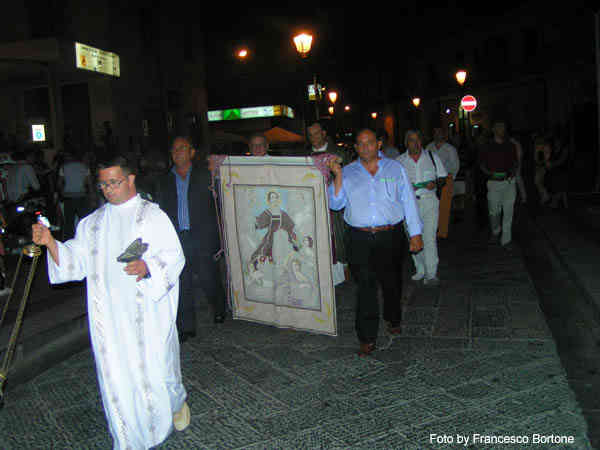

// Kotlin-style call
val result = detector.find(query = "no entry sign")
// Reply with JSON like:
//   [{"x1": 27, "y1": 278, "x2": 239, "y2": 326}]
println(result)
[{"x1": 461, "y1": 95, "x2": 477, "y2": 112}]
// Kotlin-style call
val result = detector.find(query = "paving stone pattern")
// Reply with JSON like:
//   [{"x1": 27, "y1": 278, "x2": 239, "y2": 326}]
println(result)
[{"x1": 0, "y1": 223, "x2": 593, "y2": 449}]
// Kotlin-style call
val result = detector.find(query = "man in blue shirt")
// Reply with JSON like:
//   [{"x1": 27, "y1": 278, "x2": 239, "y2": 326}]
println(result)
[
  {"x1": 328, "y1": 129, "x2": 423, "y2": 356},
  {"x1": 157, "y1": 136, "x2": 227, "y2": 342}
]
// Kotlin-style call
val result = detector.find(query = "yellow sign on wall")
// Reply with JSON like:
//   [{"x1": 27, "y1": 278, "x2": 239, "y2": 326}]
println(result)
[{"x1": 75, "y1": 42, "x2": 120, "y2": 77}]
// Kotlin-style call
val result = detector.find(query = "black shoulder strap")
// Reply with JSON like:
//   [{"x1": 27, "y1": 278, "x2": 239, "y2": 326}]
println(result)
[{"x1": 427, "y1": 150, "x2": 438, "y2": 178}]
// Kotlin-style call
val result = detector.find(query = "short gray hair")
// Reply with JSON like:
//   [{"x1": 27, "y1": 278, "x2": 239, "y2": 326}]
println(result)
[{"x1": 404, "y1": 130, "x2": 423, "y2": 147}]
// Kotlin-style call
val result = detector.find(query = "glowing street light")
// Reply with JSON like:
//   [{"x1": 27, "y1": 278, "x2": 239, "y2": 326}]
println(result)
[
  {"x1": 344, "y1": 105, "x2": 350, "y2": 112},
  {"x1": 412, "y1": 97, "x2": 421, "y2": 108},
  {"x1": 371, "y1": 112, "x2": 378, "y2": 119},
  {"x1": 237, "y1": 48, "x2": 248, "y2": 59},
  {"x1": 455, "y1": 70, "x2": 467, "y2": 86},
  {"x1": 293, "y1": 33, "x2": 313, "y2": 58},
  {"x1": 328, "y1": 91, "x2": 338, "y2": 104},
  {"x1": 328, "y1": 106, "x2": 334, "y2": 115}
]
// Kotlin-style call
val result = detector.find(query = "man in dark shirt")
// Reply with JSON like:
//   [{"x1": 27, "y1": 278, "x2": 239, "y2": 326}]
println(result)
[
  {"x1": 479, "y1": 120, "x2": 518, "y2": 249},
  {"x1": 156, "y1": 136, "x2": 227, "y2": 342}
]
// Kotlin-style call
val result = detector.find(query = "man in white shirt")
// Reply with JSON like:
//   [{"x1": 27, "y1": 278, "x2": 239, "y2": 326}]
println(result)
[
  {"x1": 58, "y1": 152, "x2": 93, "y2": 239},
  {"x1": 397, "y1": 130, "x2": 447, "y2": 285},
  {"x1": 7, "y1": 152, "x2": 40, "y2": 202},
  {"x1": 426, "y1": 128, "x2": 459, "y2": 238}
]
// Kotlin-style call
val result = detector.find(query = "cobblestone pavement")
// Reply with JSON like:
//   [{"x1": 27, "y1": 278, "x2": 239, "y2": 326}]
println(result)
[{"x1": 0, "y1": 213, "x2": 593, "y2": 449}]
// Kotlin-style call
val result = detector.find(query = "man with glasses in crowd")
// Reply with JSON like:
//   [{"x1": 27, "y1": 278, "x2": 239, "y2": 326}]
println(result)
[
  {"x1": 248, "y1": 132, "x2": 270, "y2": 156},
  {"x1": 156, "y1": 136, "x2": 227, "y2": 342},
  {"x1": 32, "y1": 155, "x2": 190, "y2": 448},
  {"x1": 398, "y1": 130, "x2": 448, "y2": 286}
]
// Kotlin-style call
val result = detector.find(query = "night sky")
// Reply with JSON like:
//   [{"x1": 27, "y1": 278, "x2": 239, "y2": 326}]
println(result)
[{"x1": 197, "y1": 2, "x2": 545, "y2": 110}]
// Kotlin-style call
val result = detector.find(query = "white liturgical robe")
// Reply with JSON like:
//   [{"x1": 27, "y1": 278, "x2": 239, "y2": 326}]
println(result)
[{"x1": 47, "y1": 195, "x2": 186, "y2": 450}]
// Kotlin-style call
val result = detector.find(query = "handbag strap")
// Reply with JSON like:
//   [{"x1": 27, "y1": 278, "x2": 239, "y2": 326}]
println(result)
[{"x1": 427, "y1": 149, "x2": 438, "y2": 179}]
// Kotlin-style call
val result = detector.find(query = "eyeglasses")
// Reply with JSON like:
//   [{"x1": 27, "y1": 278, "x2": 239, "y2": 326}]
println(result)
[{"x1": 97, "y1": 178, "x2": 126, "y2": 190}]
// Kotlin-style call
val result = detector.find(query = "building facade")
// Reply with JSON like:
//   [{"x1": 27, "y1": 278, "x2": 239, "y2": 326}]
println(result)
[{"x1": 0, "y1": 0, "x2": 209, "y2": 162}]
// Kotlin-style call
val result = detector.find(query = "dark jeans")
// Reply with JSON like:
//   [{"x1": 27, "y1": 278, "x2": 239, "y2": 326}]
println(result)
[
  {"x1": 346, "y1": 225, "x2": 406, "y2": 344},
  {"x1": 63, "y1": 196, "x2": 90, "y2": 240},
  {"x1": 178, "y1": 230, "x2": 226, "y2": 334}
]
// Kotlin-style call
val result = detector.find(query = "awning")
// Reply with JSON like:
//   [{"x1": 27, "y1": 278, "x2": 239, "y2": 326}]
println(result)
[{"x1": 264, "y1": 126, "x2": 304, "y2": 143}]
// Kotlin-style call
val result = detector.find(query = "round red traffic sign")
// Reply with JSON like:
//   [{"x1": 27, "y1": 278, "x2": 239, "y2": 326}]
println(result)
[{"x1": 460, "y1": 95, "x2": 477, "y2": 112}]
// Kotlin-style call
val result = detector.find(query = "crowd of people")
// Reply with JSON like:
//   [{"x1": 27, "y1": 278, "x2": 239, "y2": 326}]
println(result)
[{"x1": 23, "y1": 118, "x2": 571, "y2": 449}]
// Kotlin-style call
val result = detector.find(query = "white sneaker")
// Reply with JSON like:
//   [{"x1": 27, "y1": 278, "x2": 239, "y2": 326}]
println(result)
[
  {"x1": 424, "y1": 276, "x2": 440, "y2": 286},
  {"x1": 173, "y1": 402, "x2": 190, "y2": 431},
  {"x1": 411, "y1": 272, "x2": 425, "y2": 281}
]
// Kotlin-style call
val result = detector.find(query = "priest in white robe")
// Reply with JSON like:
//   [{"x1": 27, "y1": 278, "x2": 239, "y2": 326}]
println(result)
[{"x1": 32, "y1": 155, "x2": 189, "y2": 450}]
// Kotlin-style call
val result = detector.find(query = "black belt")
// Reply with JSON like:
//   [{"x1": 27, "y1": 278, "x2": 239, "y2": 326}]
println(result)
[{"x1": 352, "y1": 222, "x2": 402, "y2": 234}]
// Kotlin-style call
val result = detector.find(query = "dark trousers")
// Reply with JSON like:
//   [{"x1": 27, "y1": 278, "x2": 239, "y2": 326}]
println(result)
[
  {"x1": 347, "y1": 225, "x2": 406, "y2": 344},
  {"x1": 178, "y1": 230, "x2": 226, "y2": 333},
  {"x1": 63, "y1": 196, "x2": 89, "y2": 240}
]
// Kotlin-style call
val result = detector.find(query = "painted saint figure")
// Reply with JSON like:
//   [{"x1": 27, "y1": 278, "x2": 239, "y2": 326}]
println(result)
[{"x1": 250, "y1": 191, "x2": 299, "y2": 268}]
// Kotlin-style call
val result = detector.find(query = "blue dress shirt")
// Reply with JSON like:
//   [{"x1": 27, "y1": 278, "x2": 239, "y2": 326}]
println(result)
[
  {"x1": 172, "y1": 166, "x2": 191, "y2": 231},
  {"x1": 328, "y1": 153, "x2": 423, "y2": 237}
]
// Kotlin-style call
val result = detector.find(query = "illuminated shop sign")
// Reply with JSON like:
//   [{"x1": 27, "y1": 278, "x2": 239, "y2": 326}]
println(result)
[
  {"x1": 32, "y1": 124, "x2": 46, "y2": 142},
  {"x1": 75, "y1": 42, "x2": 120, "y2": 77},
  {"x1": 208, "y1": 105, "x2": 295, "y2": 122}
]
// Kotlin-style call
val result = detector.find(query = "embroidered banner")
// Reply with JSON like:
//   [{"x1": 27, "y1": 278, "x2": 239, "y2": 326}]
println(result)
[{"x1": 218, "y1": 156, "x2": 337, "y2": 336}]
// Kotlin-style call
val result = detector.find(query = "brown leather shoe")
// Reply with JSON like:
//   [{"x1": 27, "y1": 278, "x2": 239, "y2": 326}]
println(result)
[{"x1": 358, "y1": 342, "x2": 376, "y2": 357}]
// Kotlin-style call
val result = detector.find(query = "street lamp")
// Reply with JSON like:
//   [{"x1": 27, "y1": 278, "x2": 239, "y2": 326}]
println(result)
[
  {"x1": 412, "y1": 97, "x2": 421, "y2": 108},
  {"x1": 328, "y1": 91, "x2": 338, "y2": 104},
  {"x1": 371, "y1": 112, "x2": 378, "y2": 119},
  {"x1": 455, "y1": 69, "x2": 468, "y2": 138},
  {"x1": 293, "y1": 32, "x2": 321, "y2": 121},
  {"x1": 237, "y1": 48, "x2": 249, "y2": 59},
  {"x1": 455, "y1": 69, "x2": 467, "y2": 86},
  {"x1": 328, "y1": 106, "x2": 334, "y2": 115},
  {"x1": 344, "y1": 105, "x2": 350, "y2": 112},
  {"x1": 293, "y1": 33, "x2": 313, "y2": 57}
]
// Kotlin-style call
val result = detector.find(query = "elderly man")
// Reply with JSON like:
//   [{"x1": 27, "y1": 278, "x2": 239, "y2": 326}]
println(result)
[
  {"x1": 156, "y1": 136, "x2": 227, "y2": 342},
  {"x1": 32, "y1": 155, "x2": 189, "y2": 448},
  {"x1": 426, "y1": 128, "x2": 460, "y2": 238},
  {"x1": 328, "y1": 129, "x2": 423, "y2": 356},
  {"x1": 479, "y1": 119, "x2": 519, "y2": 249},
  {"x1": 248, "y1": 132, "x2": 270, "y2": 156},
  {"x1": 397, "y1": 130, "x2": 447, "y2": 286}
]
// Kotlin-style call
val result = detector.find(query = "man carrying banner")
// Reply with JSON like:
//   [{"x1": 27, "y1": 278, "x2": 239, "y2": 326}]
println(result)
[{"x1": 327, "y1": 129, "x2": 423, "y2": 356}]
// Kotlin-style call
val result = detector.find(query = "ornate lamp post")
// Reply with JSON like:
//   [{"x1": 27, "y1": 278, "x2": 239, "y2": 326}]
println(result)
[
  {"x1": 293, "y1": 32, "x2": 321, "y2": 121},
  {"x1": 455, "y1": 69, "x2": 468, "y2": 138}
]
